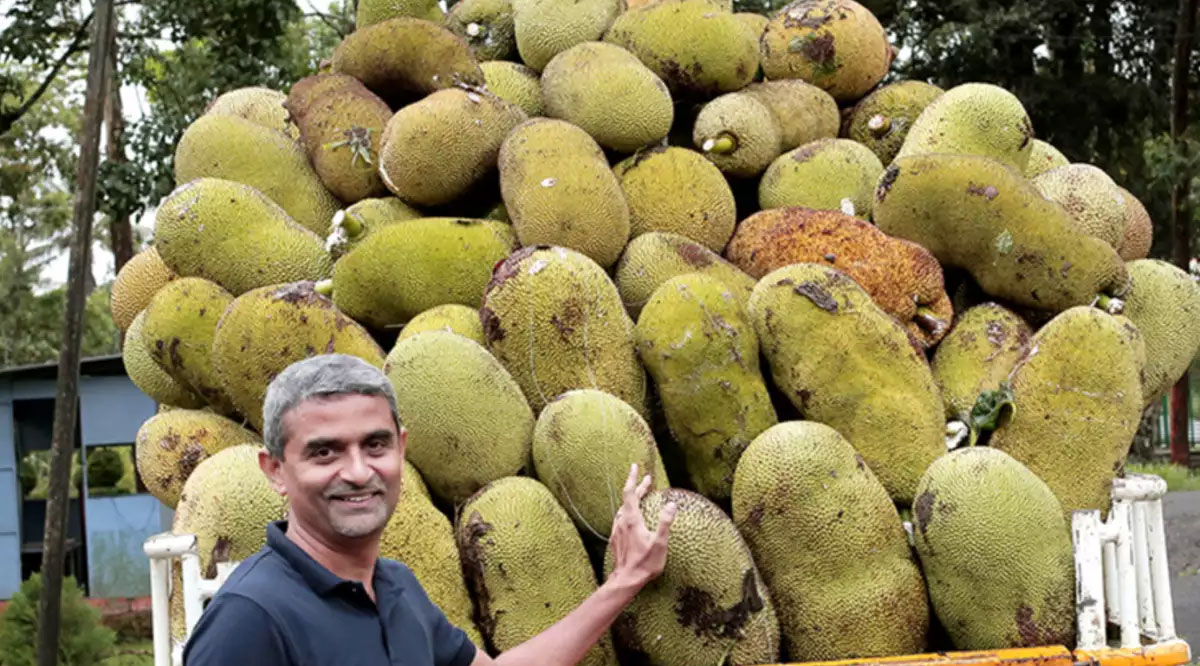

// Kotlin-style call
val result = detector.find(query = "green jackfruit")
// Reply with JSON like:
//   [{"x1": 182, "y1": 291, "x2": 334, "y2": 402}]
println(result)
[
  {"x1": 511, "y1": 0, "x2": 621, "y2": 71},
  {"x1": 173, "y1": 115, "x2": 340, "y2": 236},
  {"x1": 325, "y1": 196, "x2": 423, "y2": 261},
  {"x1": 758, "y1": 138, "x2": 884, "y2": 218},
  {"x1": 134, "y1": 409, "x2": 259, "y2": 509},
  {"x1": 732, "y1": 421, "x2": 929, "y2": 660},
  {"x1": 635, "y1": 273, "x2": 777, "y2": 501},
  {"x1": 604, "y1": 0, "x2": 759, "y2": 98},
  {"x1": 541, "y1": 41, "x2": 674, "y2": 153},
  {"x1": 480, "y1": 61, "x2": 542, "y2": 116},
  {"x1": 614, "y1": 231, "x2": 756, "y2": 319},
  {"x1": 203, "y1": 86, "x2": 298, "y2": 140},
  {"x1": 746, "y1": 263, "x2": 946, "y2": 504},
  {"x1": 398, "y1": 304, "x2": 487, "y2": 345},
  {"x1": 613, "y1": 146, "x2": 736, "y2": 253},
  {"x1": 1024, "y1": 139, "x2": 1069, "y2": 178},
  {"x1": 734, "y1": 11, "x2": 769, "y2": 38},
  {"x1": 141, "y1": 277, "x2": 238, "y2": 416},
  {"x1": 331, "y1": 217, "x2": 518, "y2": 329},
  {"x1": 284, "y1": 73, "x2": 363, "y2": 126},
  {"x1": 384, "y1": 331, "x2": 533, "y2": 504},
  {"x1": 123, "y1": 311, "x2": 206, "y2": 409},
  {"x1": 873, "y1": 153, "x2": 1129, "y2": 312},
  {"x1": 929, "y1": 303, "x2": 1032, "y2": 427},
  {"x1": 990, "y1": 306, "x2": 1144, "y2": 517},
  {"x1": 110, "y1": 246, "x2": 176, "y2": 332},
  {"x1": 498, "y1": 118, "x2": 631, "y2": 268},
  {"x1": 760, "y1": 0, "x2": 893, "y2": 102},
  {"x1": 741, "y1": 79, "x2": 841, "y2": 151},
  {"x1": 531, "y1": 389, "x2": 669, "y2": 537},
  {"x1": 153, "y1": 178, "x2": 332, "y2": 295},
  {"x1": 912, "y1": 447, "x2": 1075, "y2": 650},
  {"x1": 357, "y1": 0, "x2": 443, "y2": 27},
  {"x1": 379, "y1": 460, "x2": 485, "y2": 648},
  {"x1": 330, "y1": 17, "x2": 485, "y2": 106},
  {"x1": 1117, "y1": 187, "x2": 1153, "y2": 261},
  {"x1": 843, "y1": 80, "x2": 943, "y2": 164},
  {"x1": 211, "y1": 281, "x2": 386, "y2": 432},
  {"x1": 1121, "y1": 260, "x2": 1200, "y2": 405},
  {"x1": 480, "y1": 246, "x2": 647, "y2": 415},
  {"x1": 726, "y1": 207, "x2": 953, "y2": 348},
  {"x1": 379, "y1": 86, "x2": 528, "y2": 208},
  {"x1": 1033, "y1": 164, "x2": 1127, "y2": 249},
  {"x1": 693, "y1": 92, "x2": 782, "y2": 178},
  {"x1": 894, "y1": 83, "x2": 1034, "y2": 172},
  {"x1": 445, "y1": 0, "x2": 516, "y2": 61},
  {"x1": 603, "y1": 488, "x2": 781, "y2": 665},
  {"x1": 458, "y1": 476, "x2": 618, "y2": 664},
  {"x1": 294, "y1": 80, "x2": 393, "y2": 203}
]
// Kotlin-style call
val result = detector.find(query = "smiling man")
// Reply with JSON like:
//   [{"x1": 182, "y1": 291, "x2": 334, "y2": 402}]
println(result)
[{"x1": 183, "y1": 353, "x2": 677, "y2": 666}]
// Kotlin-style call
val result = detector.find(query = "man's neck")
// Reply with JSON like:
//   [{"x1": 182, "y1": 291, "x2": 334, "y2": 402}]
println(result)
[{"x1": 285, "y1": 521, "x2": 379, "y2": 587}]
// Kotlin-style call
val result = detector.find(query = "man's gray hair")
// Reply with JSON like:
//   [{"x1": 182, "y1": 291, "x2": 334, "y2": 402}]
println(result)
[{"x1": 261, "y1": 354, "x2": 402, "y2": 459}]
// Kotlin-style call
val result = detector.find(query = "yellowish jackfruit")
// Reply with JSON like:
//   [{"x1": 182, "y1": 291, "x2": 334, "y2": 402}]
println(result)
[
  {"x1": 734, "y1": 11, "x2": 770, "y2": 38},
  {"x1": 758, "y1": 138, "x2": 883, "y2": 217},
  {"x1": 445, "y1": 0, "x2": 516, "y2": 61},
  {"x1": 398, "y1": 304, "x2": 487, "y2": 345},
  {"x1": 326, "y1": 197, "x2": 423, "y2": 261},
  {"x1": 203, "y1": 86, "x2": 298, "y2": 140},
  {"x1": 614, "y1": 231, "x2": 756, "y2": 319},
  {"x1": 294, "y1": 80, "x2": 393, "y2": 203},
  {"x1": 693, "y1": 92, "x2": 783, "y2": 178},
  {"x1": 357, "y1": 0, "x2": 444, "y2": 27},
  {"x1": 843, "y1": 80, "x2": 943, "y2": 164},
  {"x1": 110, "y1": 246, "x2": 176, "y2": 332},
  {"x1": 1121, "y1": 260, "x2": 1200, "y2": 405},
  {"x1": 135, "y1": 409, "x2": 260, "y2": 509},
  {"x1": 511, "y1": 0, "x2": 622, "y2": 71},
  {"x1": 894, "y1": 83, "x2": 1034, "y2": 172},
  {"x1": 1032, "y1": 163, "x2": 1127, "y2": 249},
  {"x1": 929, "y1": 303, "x2": 1032, "y2": 426},
  {"x1": 1024, "y1": 139, "x2": 1069, "y2": 178},
  {"x1": 1116, "y1": 186, "x2": 1153, "y2": 261},
  {"x1": 284, "y1": 73, "x2": 363, "y2": 126},
  {"x1": 123, "y1": 311, "x2": 206, "y2": 409},
  {"x1": 480, "y1": 61, "x2": 543, "y2": 116},
  {"x1": 742, "y1": 79, "x2": 841, "y2": 151},
  {"x1": 613, "y1": 146, "x2": 736, "y2": 253}
]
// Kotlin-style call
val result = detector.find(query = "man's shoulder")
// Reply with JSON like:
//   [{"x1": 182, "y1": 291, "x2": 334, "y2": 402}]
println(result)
[{"x1": 212, "y1": 547, "x2": 305, "y2": 607}]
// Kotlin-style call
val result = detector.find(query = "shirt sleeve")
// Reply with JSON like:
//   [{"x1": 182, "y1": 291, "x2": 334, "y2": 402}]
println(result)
[
  {"x1": 183, "y1": 593, "x2": 291, "y2": 666},
  {"x1": 435, "y1": 617, "x2": 478, "y2": 666}
]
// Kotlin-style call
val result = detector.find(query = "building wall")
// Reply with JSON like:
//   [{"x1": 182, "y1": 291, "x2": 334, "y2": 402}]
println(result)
[{"x1": 0, "y1": 379, "x2": 18, "y2": 600}]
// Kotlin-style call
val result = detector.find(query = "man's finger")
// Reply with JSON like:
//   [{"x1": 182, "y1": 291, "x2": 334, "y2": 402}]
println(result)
[
  {"x1": 655, "y1": 501, "x2": 678, "y2": 540},
  {"x1": 623, "y1": 462, "x2": 639, "y2": 495},
  {"x1": 636, "y1": 474, "x2": 652, "y2": 500}
]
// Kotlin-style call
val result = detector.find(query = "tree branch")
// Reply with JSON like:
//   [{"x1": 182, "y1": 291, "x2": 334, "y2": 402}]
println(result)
[{"x1": 0, "y1": 11, "x2": 95, "y2": 137}]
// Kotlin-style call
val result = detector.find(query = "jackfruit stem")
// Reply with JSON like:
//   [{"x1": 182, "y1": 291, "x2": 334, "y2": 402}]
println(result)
[
  {"x1": 868, "y1": 114, "x2": 891, "y2": 138},
  {"x1": 702, "y1": 133, "x2": 737, "y2": 155},
  {"x1": 314, "y1": 279, "x2": 334, "y2": 297},
  {"x1": 337, "y1": 211, "x2": 364, "y2": 239},
  {"x1": 1095, "y1": 293, "x2": 1125, "y2": 314},
  {"x1": 913, "y1": 307, "x2": 948, "y2": 338}
]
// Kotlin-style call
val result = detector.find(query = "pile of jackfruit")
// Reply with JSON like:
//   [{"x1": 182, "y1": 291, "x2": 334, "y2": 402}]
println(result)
[{"x1": 110, "y1": 0, "x2": 1200, "y2": 661}]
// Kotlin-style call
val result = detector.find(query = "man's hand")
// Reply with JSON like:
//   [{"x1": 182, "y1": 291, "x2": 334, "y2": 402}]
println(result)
[{"x1": 606, "y1": 462, "x2": 677, "y2": 589}]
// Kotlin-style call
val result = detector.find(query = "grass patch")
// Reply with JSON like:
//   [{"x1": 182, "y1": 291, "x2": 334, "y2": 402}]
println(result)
[
  {"x1": 99, "y1": 639, "x2": 153, "y2": 666},
  {"x1": 1125, "y1": 461, "x2": 1200, "y2": 492}
]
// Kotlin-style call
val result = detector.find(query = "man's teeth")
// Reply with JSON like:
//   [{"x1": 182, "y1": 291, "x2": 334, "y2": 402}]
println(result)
[{"x1": 339, "y1": 494, "x2": 374, "y2": 502}]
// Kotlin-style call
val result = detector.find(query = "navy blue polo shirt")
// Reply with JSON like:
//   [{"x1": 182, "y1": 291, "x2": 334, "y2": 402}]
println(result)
[{"x1": 183, "y1": 520, "x2": 478, "y2": 666}]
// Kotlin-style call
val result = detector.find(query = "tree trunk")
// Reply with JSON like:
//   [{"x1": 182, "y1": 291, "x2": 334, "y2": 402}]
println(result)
[
  {"x1": 104, "y1": 16, "x2": 133, "y2": 276},
  {"x1": 1169, "y1": 0, "x2": 1198, "y2": 467},
  {"x1": 35, "y1": 2, "x2": 115, "y2": 665}
]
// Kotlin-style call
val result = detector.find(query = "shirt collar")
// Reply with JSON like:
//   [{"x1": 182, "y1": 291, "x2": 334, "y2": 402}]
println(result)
[{"x1": 265, "y1": 520, "x2": 400, "y2": 598}]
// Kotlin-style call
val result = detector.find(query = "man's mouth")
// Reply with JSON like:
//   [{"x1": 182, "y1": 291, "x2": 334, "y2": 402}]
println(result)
[{"x1": 331, "y1": 491, "x2": 382, "y2": 505}]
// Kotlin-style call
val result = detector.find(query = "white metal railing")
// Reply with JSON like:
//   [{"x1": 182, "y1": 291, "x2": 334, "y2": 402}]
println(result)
[{"x1": 142, "y1": 532, "x2": 240, "y2": 666}]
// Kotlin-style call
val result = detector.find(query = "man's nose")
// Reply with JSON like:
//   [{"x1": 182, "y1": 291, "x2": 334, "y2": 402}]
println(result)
[{"x1": 340, "y1": 448, "x2": 376, "y2": 486}]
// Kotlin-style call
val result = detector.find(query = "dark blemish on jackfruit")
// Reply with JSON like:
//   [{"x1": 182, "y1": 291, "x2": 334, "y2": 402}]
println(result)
[
  {"x1": 854, "y1": 453, "x2": 865, "y2": 470},
  {"x1": 876, "y1": 165, "x2": 899, "y2": 200},
  {"x1": 1015, "y1": 604, "x2": 1053, "y2": 647},
  {"x1": 168, "y1": 338, "x2": 184, "y2": 369},
  {"x1": 629, "y1": 144, "x2": 669, "y2": 169},
  {"x1": 486, "y1": 246, "x2": 536, "y2": 292},
  {"x1": 1019, "y1": 117, "x2": 1033, "y2": 150},
  {"x1": 914, "y1": 489, "x2": 935, "y2": 536},
  {"x1": 208, "y1": 537, "x2": 232, "y2": 578},
  {"x1": 675, "y1": 241, "x2": 713, "y2": 268},
  {"x1": 275, "y1": 281, "x2": 319, "y2": 304},
  {"x1": 480, "y1": 306, "x2": 505, "y2": 343},
  {"x1": 801, "y1": 34, "x2": 837, "y2": 66},
  {"x1": 460, "y1": 510, "x2": 500, "y2": 653},
  {"x1": 794, "y1": 281, "x2": 838, "y2": 312},
  {"x1": 161, "y1": 432, "x2": 181, "y2": 451},
  {"x1": 966, "y1": 183, "x2": 999, "y2": 200},
  {"x1": 324, "y1": 336, "x2": 336, "y2": 353},
  {"x1": 178, "y1": 442, "x2": 206, "y2": 482},
  {"x1": 612, "y1": 613, "x2": 652, "y2": 666},
  {"x1": 985, "y1": 321, "x2": 1006, "y2": 347},
  {"x1": 674, "y1": 569, "x2": 764, "y2": 639},
  {"x1": 791, "y1": 142, "x2": 821, "y2": 163},
  {"x1": 746, "y1": 503, "x2": 764, "y2": 528}
]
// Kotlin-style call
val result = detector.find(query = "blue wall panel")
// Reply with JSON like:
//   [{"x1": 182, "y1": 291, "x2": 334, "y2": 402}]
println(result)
[
  {"x1": 80, "y1": 377, "x2": 155, "y2": 446},
  {"x1": 84, "y1": 494, "x2": 161, "y2": 598},
  {"x1": 0, "y1": 381, "x2": 18, "y2": 599}
]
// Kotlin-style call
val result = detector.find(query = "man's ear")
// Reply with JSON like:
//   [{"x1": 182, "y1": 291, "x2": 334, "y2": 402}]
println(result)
[{"x1": 258, "y1": 448, "x2": 288, "y2": 497}]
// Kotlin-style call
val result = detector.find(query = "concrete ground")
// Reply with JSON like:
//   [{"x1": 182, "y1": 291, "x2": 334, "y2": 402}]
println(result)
[{"x1": 1164, "y1": 491, "x2": 1200, "y2": 649}]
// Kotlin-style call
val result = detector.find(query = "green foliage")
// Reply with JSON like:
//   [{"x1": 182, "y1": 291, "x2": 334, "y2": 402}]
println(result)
[
  {"x1": 0, "y1": 572, "x2": 117, "y2": 666},
  {"x1": 1125, "y1": 461, "x2": 1200, "y2": 492},
  {"x1": 19, "y1": 457, "x2": 36, "y2": 498},
  {"x1": 86, "y1": 447, "x2": 124, "y2": 489}
]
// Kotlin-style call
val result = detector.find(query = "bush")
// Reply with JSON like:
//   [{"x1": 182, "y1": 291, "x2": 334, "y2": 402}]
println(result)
[
  {"x1": 86, "y1": 448, "x2": 123, "y2": 490},
  {"x1": 0, "y1": 573, "x2": 116, "y2": 666},
  {"x1": 19, "y1": 458, "x2": 36, "y2": 498}
]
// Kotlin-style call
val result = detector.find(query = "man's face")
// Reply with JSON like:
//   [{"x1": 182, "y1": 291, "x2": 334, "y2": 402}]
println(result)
[{"x1": 260, "y1": 393, "x2": 406, "y2": 543}]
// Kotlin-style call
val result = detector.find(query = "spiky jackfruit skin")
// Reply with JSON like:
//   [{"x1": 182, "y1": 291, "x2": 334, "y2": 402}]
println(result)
[
  {"x1": 153, "y1": 178, "x2": 332, "y2": 295},
  {"x1": 929, "y1": 303, "x2": 1032, "y2": 423},
  {"x1": 734, "y1": 11, "x2": 770, "y2": 38},
  {"x1": 123, "y1": 311, "x2": 206, "y2": 409},
  {"x1": 843, "y1": 80, "x2": 943, "y2": 164},
  {"x1": 873, "y1": 154, "x2": 1129, "y2": 313},
  {"x1": 758, "y1": 138, "x2": 883, "y2": 218},
  {"x1": 498, "y1": 119, "x2": 631, "y2": 268},
  {"x1": 398, "y1": 304, "x2": 487, "y2": 345},
  {"x1": 541, "y1": 42, "x2": 674, "y2": 154},
  {"x1": 746, "y1": 263, "x2": 946, "y2": 505},
  {"x1": 531, "y1": 389, "x2": 668, "y2": 537},
  {"x1": 731, "y1": 421, "x2": 929, "y2": 660},
  {"x1": 894, "y1": 83, "x2": 1034, "y2": 172},
  {"x1": 511, "y1": 0, "x2": 622, "y2": 71},
  {"x1": 727, "y1": 208, "x2": 953, "y2": 348},
  {"x1": 1116, "y1": 187, "x2": 1153, "y2": 260},
  {"x1": 134, "y1": 409, "x2": 260, "y2": 509},
  {"x1": 331, "y1": 217, "x2": 518, "y2": 329},
  {"x1": 284, "y1": 73, "x2": 363, "y2": 126},
  {"x1": 458, "y1": 476, "x2": 617, "y2": 664},
  {"x1": 613, "y1": 146, "x2": 736, "y2": 253},
  {"x1": 142, "y1": 278, "x2": 239, "y2": 416},
  {"x1": 911, "y1": 447, "x2": 1075, "y2": 650},
  {"x1": 635, "y1": 274, "x2": 777, "y2": 501},
  {"x1": 172, "y1": 115, "x2": 340, "y2": 236},
  {"x1": 383, "y1": 331, "x2": 534, "y2": 504},
  {"x1": 326, "y1": 197, "x2": 423, "y2": 261},
  {"x1": 294, "y1": 82, "x2": 393, "y2": 203},
  {"x1": 110, "y1": 246, "x2": 176, "y2": 332},
  {"x1": 330, "y1": 17, "x2": 485, "y2": 106},
  {"x1": 357, "y1": 0, "x2": 444, "y2": 27},
  {"x1": 379, "y1": 460, "x2": 485, "y2": 648},
  {"x1": 989, "y1": 306, "x2": 1143, "y2": 517},
  {"x1": 742, "y1": 79, "x2": 841, "y2": 151},
  {"x1": 1024, "y1": 139, "x2": 1069, "y2": 178},
  {"x1": 1122, "y1": 260, "x2": 1200, "y2": 405},
  {"x1": 693, "y1": 92, "x2": 782, "y2": 178},
  {"x1": 446, "y1": 0, "x2": 516, "y2": 61},
  {"x1": 379, "y1": 87, "x2": 527, "y2": 208},
  {"x1": 481, "y1": 61, "x2": 542, "y2": 116},
  {"x1": 1032, "y1": 164, "x2": 1127, "y2": 249},
  {"x1": 603, "y1": 488, "x2": 781, "y2": 665},
  {"x1": 603, "y1": 0, "x2": 759, "y2": 98},
  {"x1": 203, "y1": 86, "x2": 298, "y2": 140},
  {"x1": 480, "y1": 246, "x2": 647, "y2": 416},
  {"x1": 614, "y1": 231, "x2": 756, "y2": 318},
  {"x1": 211, "y1": 281, "x2": 386, "y2": 432},
  {"x1": 760, "y1": 0, "x2": 892, "y2": 102}
]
